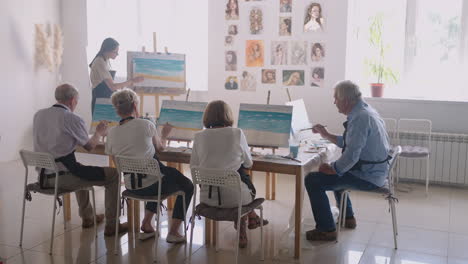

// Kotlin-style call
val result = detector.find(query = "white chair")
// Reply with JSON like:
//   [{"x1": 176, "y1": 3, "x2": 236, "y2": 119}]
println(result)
[
  {"x1": 113, "y1": 156, "x2": 187, "y2": 263},
  {"x1": 336, "y1": 146, "x2": 402, "y2": 249},
  {"x1": 19, "y1": 150, "x2": 97, "y2": 254},
  {"x1": 188, "y1": 167, "x2": 265, "y2": 263},
  {"x1": 382, "y1": 118, "x2": 398, "y2": 147},
  {"x1": 397, "y1": 119, "x2": 432, "y2": 193}
]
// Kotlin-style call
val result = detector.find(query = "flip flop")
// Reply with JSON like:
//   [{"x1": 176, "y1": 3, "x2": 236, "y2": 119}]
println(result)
[{"x1": 248, "y1": 216, "x2": 269, "y2": 229}]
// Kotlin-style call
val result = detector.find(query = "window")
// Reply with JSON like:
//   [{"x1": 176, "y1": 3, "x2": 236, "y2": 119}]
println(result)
[
  {"x1": 346, "y1": 0, "x2": 468, "y2": 101},
  {"x1": 86, "y1": 0, "x2": 208, "y2": 90}
]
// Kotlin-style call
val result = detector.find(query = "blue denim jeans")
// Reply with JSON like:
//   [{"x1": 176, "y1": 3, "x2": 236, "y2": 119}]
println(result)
[{"x1": 304, "y1": 171, "x2": 379, "y2": 232}]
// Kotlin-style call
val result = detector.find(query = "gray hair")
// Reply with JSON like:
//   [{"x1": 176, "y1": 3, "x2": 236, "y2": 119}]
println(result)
[
  {"x1": 334, "y1": 80, "x2": 362, "y2": 103},
  {"x1": 111, "y1": 88, "x2": 139, "y2": 116},
  {"x1": 55, "y1": 83, "x2": 78, "y2": 102}
]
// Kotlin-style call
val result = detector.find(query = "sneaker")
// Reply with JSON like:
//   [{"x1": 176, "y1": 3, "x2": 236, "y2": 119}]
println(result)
[
  {"x1": 104, "y1": 222, "x2": 129, "y2": 237},
  {"x1": 166, "y1": 233, "x2": 186, "y2": 244},
  {"x1": 138, "y1": 231, "x2": 156, "y2": 241},
  {"x1": 305, "y1": 229, "x2": 337, "y2": 241},
  {"x1": 82, "y1": 214, "x2": 104, "y2": 228}
]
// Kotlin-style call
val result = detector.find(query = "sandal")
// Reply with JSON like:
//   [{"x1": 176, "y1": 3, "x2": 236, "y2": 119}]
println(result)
[{"x1": 248, "y1": 215, "x2": 269, "y2": 229}]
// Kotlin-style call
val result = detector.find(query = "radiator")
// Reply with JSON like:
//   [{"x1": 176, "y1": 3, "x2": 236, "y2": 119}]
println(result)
[{"x1": 396, "y1": 132, "x2": 468, "y2": 186}]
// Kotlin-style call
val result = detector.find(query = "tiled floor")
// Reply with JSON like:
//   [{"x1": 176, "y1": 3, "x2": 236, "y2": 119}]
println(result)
[{"x1": 1, "y1": 154, "x2": 468, "y2": 264}]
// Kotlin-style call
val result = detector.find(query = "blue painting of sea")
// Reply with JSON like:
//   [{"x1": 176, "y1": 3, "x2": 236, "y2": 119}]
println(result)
[
  {"x1": 238, "y1": 110, "x2": 292, "y2": 134},
  {"x1": 93, "y1": 104, "x2": 120, "y2": 122},
  {"x1": 158, "y1": 109, "x2": 204, "y2": 130},
  {"x1": 133, "y1": 58, "x2": 184, "y2": 77}
]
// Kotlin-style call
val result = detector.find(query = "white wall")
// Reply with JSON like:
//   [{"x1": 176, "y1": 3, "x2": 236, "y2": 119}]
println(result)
[
  {"x1": 0, "y1": 0, "x2": 61, "y2": 161},
  {"x1": 204, "y1": 0, "x2": 348, "y2": 134}
]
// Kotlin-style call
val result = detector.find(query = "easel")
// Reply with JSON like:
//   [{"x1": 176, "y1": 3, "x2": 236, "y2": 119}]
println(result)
[
  {"x1": 251, "y1": 90, "x2": 278, "y2": 200},
  {"x1": 127, "y1": 32, "x2": 187, "y2": 231}
]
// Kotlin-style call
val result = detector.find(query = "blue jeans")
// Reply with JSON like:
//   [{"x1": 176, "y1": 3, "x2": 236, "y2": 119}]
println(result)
[{"x1": 304, "y1": 171, "x2": 379, "y2": 232}]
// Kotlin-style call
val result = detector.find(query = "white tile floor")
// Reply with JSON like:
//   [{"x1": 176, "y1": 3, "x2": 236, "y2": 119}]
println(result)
[{"x1": 1, "y1": 154, "x2": 468, "y2": 264}]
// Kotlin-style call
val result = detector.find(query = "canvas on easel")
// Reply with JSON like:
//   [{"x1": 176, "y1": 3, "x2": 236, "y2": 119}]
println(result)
[
  {"x1": 286, "y1": 99, "x2": 313, "y2": 141},
  {"x1": 157, "y1": 100, "x2": 207, "y2": 141},
  {"x1": 127, "y1": 51, "x2": 186, "y2": 95},
  {"x1": 90, "y1": 98, "x2": 120, "y2": 133},
  {"x1": 237, "y1": 103, "x2": 293, "y2": 148}
]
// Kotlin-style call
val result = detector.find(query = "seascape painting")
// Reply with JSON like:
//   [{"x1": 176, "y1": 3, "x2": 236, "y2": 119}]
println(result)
[
  {"x1": 238, "y1": 103, "x2": 293, "y2": 147},
  {"x1": 157, "y1": 100, "x2": 207, "y2": 141}
]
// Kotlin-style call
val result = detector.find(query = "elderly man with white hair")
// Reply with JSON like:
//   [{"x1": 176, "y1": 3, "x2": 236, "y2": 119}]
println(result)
[
  {"x1": 304, "y1": 80, "x2": 390, "y2": 241},
  {"x1": 33, "y1": 83, "x2": 128, "y2": 236}
]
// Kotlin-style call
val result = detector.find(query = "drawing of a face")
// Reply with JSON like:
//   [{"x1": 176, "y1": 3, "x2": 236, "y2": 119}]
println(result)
[
  {"x1": 290, "y1": 72, "x2": 300, "y2": 84},
  {"x1": 226, "y1": 53, "x2": 233, "y2": 62},
  {"x1": 266, "y1": 71, "x2": 274, "y2": 80},
  {"x1": 310, "y1": 5, "x2": 320, "y2": 19},
  {"x1": 229, "y1": 0, "x2": 237, "y2": 10},
  {"x1": 315, "y1": 47, "x2": 322, "y2": 57}
]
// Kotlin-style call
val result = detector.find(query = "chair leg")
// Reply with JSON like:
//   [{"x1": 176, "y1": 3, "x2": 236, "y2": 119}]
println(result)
[
  {"x1": 91, "y1": 189, "x2": 97, "y2": 238},
  {"x1": 342, "y1": 192, "x2": 348, "y2": 228},
  {"x1": 425, "y1": 156, "x2": 430, "y2": 195},
  {"x1": 336, "y1": 191, "x2": 346, "y2": 242},
  {"x1": 390, "y1": 199, "x2": 398, "y2": 249},
  {"x1": 215, "y1": 221, "x2": 219, "y2": 252},
  {"x1": 114, "y1": 188, "x2": 122, "y2": 255},
  {"x1": 182, "y1": 194, "x2": 187, "y2": 239},
  {"x1": 235, "y1": 214, "x2": 241, "y2": 264},
  {"x1": 19, "y1": 188, "x2": 27, "y2": 247},
  {"x1": 260, "y1": 207, "x2": 264, "y2": 261},
  {"x1": 188, "y1": 214, "x2": 196, "y2": 263},
  {"x1": 154, "y1": 198, "x2": 162, "y2": 263},
  {"x1": 63, "y1": 195, "x2": 67, "y2": 231},
  {"x1": 49, "y1": 195, "x2": 58, "y2": 255}
]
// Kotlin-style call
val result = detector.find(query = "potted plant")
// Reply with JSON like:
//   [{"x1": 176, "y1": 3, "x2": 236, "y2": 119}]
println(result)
[{"x1": 365, "y1": 13, "x2": 398, "y2": 97}]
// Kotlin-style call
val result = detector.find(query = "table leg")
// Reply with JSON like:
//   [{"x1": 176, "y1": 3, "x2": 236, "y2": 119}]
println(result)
[
  {"x1": 271, "y1": 173, "x2": 276, "y2": 200},
  {"x1": 64, "y1": 193, "x2": 71, "y2": 221},
  {"x1": 205, "y1": 218, "x2": 212, "y2": 245},
  {"x1": 265, "y1": 172, "x2": 269, "y2": 200},
  {"x1": 294, "y1": 168, "x2": 302, "y2": 259},
  {"x1": 133, "y1": 200, "x2": 140, "y2": 233},
  {"x1": 127, "y1": 200, "x2": 134, "y2": 232}
]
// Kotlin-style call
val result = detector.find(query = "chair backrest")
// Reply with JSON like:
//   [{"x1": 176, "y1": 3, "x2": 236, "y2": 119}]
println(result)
[
  {"x1": 397, "y1": 119, "x2": 432, "y2": 149},
  {"x1": 382, "y1": 118, "x2": 398, "y2": 146},
  {"x1": 114, "y1": 156, "x2": 162, "y2": 180},
  {"x1": 387, "y1": 145, "x2": 402, "y2": 187},
  {"x1": 19, "y1": 149, "x2": 58, "y2": 172},
  {"x1": 190, "y1": 167, "x2": 241, "y2": 191}
]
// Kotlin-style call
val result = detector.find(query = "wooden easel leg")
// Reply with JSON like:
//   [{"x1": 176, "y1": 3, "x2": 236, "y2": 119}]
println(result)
[
  {"x1": 266, "y1": 172, "x2": 271, "y2": 200},
  {"x1": 271, "y1": 173, "x2": 276, "y2": 200},
  {"x1": 64, "y1": 193, "x2": 71, "y2": 221},
  {"x1": 139, "y1": 94, "x2": 144, "y2": 116}
]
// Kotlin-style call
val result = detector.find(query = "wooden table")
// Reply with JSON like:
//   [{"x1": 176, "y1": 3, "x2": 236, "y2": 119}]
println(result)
[{"x1": 74, "y1": 144, "x2": 332, "y2": 259}]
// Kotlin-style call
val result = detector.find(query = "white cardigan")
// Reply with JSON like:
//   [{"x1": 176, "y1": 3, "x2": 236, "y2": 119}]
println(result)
[{"x1": 190, "y1": 127, "x2": 254, "y2": 208}]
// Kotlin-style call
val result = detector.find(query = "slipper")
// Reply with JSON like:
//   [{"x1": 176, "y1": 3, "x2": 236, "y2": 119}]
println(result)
[{"x1": 248, "y1": 216, "x2": 269, "y2": 229}]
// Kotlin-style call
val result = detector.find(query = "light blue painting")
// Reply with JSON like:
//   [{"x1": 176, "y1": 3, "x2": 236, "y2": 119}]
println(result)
[
  {"x1": 238, "y1": 103, "x2": 293, "y2": 147},
  {"x1": 90, "y1": 98, "x2": 120, "y2": 133},
  {"x1": 157, "y1": 100, "x2": 207, "y2": 141}
]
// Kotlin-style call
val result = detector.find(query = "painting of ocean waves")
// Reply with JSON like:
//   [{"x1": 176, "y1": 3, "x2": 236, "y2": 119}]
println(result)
[
  {"x1": 158, "y1": 108, "x2": 204, "y2": 130},
  {"x1": 238, "y1": 110, "x2": 291, "y2": 134},
  {"x1": 93, "y1": 102, "x2": 120, "y2": 122}
]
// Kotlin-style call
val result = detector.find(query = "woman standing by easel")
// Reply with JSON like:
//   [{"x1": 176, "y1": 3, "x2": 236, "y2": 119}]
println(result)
[{"x1": 89, "y1": 37, "x2": 144, "y2": 114}]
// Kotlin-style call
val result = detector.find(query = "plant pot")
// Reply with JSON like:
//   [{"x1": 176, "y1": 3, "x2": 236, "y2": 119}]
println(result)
[{"x1": 370, "y1": 83, "x2": 384, "y2": 97}]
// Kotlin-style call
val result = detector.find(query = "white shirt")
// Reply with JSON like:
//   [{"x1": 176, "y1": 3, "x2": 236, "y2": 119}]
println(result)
[
  {"x1": 33, "y1": 104, "x2": 90, "y2": 171},
  {"x1": 90, "y1": 56, "x2": 112, "y2": 89},
  {"x1": 190, "y1": 127, "x2": 252, "y2": 170},
  {"x1": 105, "y1": 118, "x2": 160, "y2": 189},
  {"x1": 190, "y1": 127, "x2": 254, "y2": 207}
]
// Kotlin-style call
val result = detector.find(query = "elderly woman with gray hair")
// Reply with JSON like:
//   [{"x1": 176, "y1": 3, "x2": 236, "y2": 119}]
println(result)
[
  {"x1": 304, "y1": 80, "x2": 390, "y2": 242},
  {"x1": 105, "y1": 88, "x2": 193, "y2": 243}
]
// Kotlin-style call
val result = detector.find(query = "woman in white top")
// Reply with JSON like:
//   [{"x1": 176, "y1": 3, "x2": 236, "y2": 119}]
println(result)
[
  {"x1": 89, "y1": 38, "x2": 144, "y2": 114},
  {"x1": 105, "y1": 88, "x2": 193, "y2": 243},
  {"x1": 190, "y1": 100, "x2": 268, "y2": 248}
]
